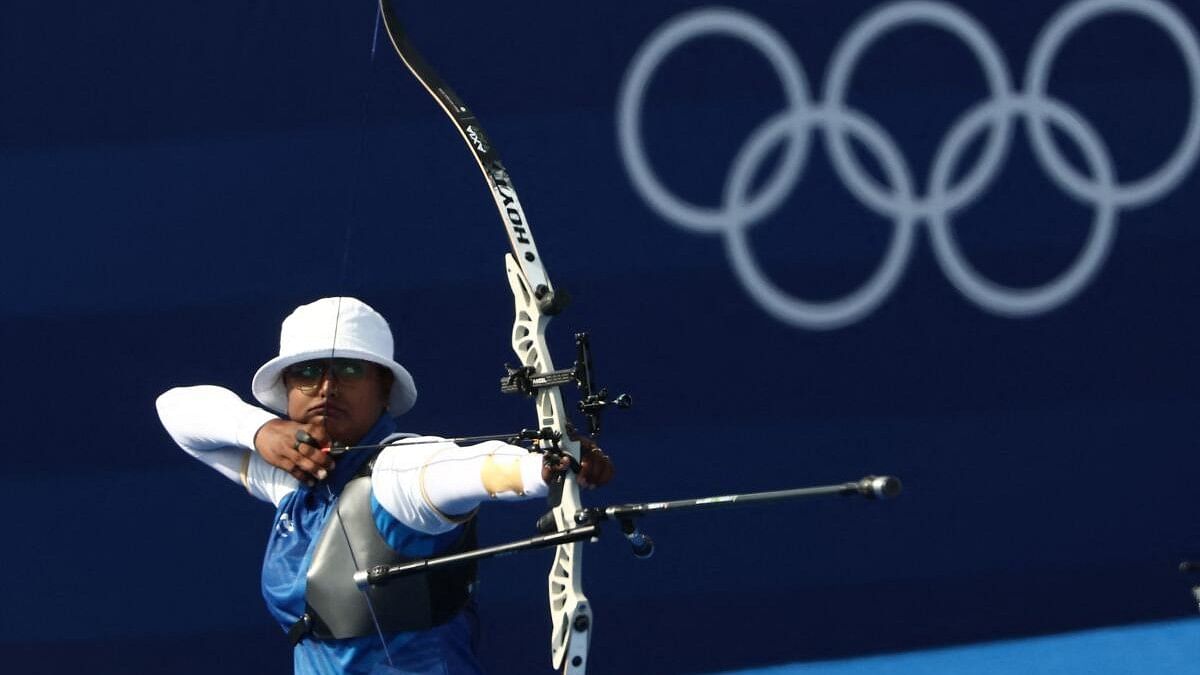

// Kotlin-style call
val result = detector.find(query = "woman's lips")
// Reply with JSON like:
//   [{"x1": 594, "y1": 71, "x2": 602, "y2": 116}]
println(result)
[{"x1": 307, "y1": 403, "x2": 346, "y2": 419}]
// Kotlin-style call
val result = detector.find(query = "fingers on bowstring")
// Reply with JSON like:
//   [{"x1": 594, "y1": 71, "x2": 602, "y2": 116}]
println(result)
[
  {"x1": 293, "y1": 448, "x2": 332, "y2": 482},
  {"x1": 295, "y1": 425, "x2": 333, "y2": 458},
  {"x1": 295, "y1": 438, "x2": 334, "y2": 469},
  {"x1": 298, "y1": 423, "x2": 330, "y2": 449},
  {"x1": 273, "y1": 455, "x2": 315, "y2": 487},
  {"x1": 290, "y1": 425, "x2": 332, "y2": 485}
]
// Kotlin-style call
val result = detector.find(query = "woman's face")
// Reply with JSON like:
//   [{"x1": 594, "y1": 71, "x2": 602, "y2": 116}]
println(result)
[{"x1": 283, "y1": 358, "x2": 392, "y2": 445}]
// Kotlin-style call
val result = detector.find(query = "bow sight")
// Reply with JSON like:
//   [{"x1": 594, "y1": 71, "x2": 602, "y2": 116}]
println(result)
[{"x1": 501, "y1": 332, "x2": 633, "y2": 439}]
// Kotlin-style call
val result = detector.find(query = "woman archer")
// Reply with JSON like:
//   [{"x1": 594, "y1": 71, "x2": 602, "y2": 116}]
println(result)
[{"x1": 157, "y1": 296, "x2": 613, "y2": 674}]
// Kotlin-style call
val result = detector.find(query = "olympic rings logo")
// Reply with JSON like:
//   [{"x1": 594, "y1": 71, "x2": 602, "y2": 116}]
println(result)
[{"x1": 617, "y1": 0, "x2": 1200, "y2": 329}]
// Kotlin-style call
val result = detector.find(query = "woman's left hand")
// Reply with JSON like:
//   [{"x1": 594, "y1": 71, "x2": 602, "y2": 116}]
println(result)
[{"x1": 541, "y1": 430, "x2": 614, "y2": 488}]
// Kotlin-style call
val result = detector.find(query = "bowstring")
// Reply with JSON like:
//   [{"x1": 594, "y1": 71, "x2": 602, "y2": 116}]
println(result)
[{"x1": 322, "y1": 4, "x2": 395, "y2": 666}]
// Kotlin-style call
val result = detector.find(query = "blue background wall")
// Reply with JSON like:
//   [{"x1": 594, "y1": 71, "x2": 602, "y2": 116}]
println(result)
[{"x1": 3, "y1": 1, "x2": 1199, "y2": 673}]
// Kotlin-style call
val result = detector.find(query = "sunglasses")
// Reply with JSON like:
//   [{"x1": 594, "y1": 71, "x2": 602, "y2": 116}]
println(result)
[{"x1": 283, "y1": 358, "x2": 375, "y2": 394}]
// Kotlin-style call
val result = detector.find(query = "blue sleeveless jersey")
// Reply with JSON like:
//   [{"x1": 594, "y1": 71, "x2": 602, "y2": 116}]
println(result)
[{"x1": 260, "y1": 415, "x2": 484, "y2": 674}]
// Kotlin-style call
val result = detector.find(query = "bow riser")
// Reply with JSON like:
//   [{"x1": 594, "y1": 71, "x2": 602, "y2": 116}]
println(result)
[{"x1": 507, "y1": 254, "x2": 591, "y2": 672}]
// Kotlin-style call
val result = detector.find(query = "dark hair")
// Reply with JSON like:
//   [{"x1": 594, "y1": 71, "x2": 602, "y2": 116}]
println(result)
[{"x1": 375, "y1": 363, "x2": 395, "y2": 398}]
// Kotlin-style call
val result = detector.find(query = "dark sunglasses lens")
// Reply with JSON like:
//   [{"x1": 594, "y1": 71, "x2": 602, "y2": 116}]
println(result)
[
  {"x1": 285, "y1": 359, "x2": 371, "y2": 392},
  {"x1": 288, "y1": 364, "x2": 325, "y2": 382},
  {"x1": 332, "y1": 360, "x2": 367, "y2": 379}
]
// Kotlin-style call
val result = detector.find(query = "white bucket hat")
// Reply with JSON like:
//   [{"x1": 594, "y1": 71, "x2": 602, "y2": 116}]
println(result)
[{"x1": 251, "y1": 297, "x2": 417, "y2": 416}]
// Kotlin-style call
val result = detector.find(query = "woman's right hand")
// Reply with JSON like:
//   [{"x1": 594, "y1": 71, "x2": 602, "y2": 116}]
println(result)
[{"x1": 253, "y1": 419, "x2": 335, "y2": 486}]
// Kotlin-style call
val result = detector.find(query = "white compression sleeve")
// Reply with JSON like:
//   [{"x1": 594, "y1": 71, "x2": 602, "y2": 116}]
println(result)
[
  {"x1": 155, "y1": 385, "x2": 296, "y2": 504},
  {"x1": 371, "y1": 438, "x2": 547, "y2": 535}
]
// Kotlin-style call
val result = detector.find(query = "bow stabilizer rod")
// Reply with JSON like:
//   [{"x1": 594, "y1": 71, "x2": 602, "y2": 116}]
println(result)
[
  {"x1": 583, "y1": 474, "x2": 903, "y2": 524},
  {"x1": 356, "y1": 475, "x2": 903, "y2": 585}
]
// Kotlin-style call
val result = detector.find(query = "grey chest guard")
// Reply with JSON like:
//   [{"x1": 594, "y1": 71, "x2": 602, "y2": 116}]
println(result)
[{"x1": 303, "y1": 470, "x2": 477, "y2": 640}]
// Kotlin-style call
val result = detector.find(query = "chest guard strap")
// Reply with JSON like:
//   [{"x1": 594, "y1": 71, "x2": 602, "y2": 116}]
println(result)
[{"x1": 292, "y1": 459, "x2": 477, "y2": 642}]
